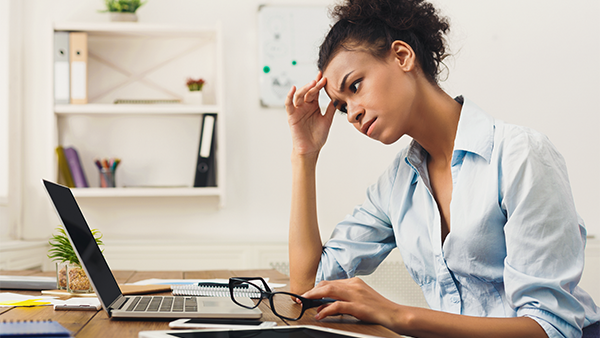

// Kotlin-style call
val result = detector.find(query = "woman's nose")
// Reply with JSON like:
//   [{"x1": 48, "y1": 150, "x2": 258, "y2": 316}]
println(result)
[{"x1": 346, "y1": 104, "x2": 363, "y2": 124}]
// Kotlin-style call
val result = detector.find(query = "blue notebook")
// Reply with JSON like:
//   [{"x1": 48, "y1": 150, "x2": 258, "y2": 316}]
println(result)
[{"x1": 0, "y1": 320, "x2": 72, "y2": 337}]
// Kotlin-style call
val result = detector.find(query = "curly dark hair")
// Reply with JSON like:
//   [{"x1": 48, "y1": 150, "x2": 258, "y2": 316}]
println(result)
[{"x1": 318, "y1": 0, "x2": 450, "y2": 84}]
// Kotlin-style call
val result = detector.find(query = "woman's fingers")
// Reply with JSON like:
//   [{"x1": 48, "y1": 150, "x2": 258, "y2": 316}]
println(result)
[
  {"x1": 292, "y1": 72, "x2": 327, "y2": 107},
  {"x1": 302, "y1": 278, "x2": 399, "y2": 324},
  {"x1": 314, "y1": 301, "x2": 347, "y2": 320},
  {"x1": 302, "y1": 280, "x2": 346, "y2": 300},
  {"x1": 304, "y1": 77, "x2": 327, "y2": 104},
  {"x1": 293, "y1": 80, "x2": 317, "y2": 107},
  {"x1": 285, "y1": 86, "x2": 296, "y2": 112},
  {"x1": 285, "y1": 72, "x2": 335, "y2": 155},
  {"x1": 302, "y1": 278, "x2": 371, "y2": 310}
]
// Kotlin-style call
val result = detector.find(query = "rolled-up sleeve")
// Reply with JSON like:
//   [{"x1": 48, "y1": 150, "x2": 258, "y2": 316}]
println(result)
[
  {"x1": 500, "y1": 129, "x2": 587, "y2": 338},
  {"x1": 316, "y1": 154, "x2": 401, "y2": 284}
]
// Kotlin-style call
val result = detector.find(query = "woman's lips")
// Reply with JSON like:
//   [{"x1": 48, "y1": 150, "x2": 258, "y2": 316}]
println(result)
[{"x1": 361, "y1": 118, "x2": 377, "y2": 137}]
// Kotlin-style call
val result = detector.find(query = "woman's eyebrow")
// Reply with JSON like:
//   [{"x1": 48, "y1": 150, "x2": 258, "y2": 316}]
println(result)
[{"x1": 339, "y1": 71, "x2": 354, "y2": 92}]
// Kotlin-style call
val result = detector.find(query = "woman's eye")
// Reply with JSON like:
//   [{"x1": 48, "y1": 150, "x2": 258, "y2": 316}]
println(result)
[
  {"x1": 350, "y1": 79, "x2": 362, "y2": 93},
  {"x1": 333, "y1": 101, "x2": 347, "y2": 114}
]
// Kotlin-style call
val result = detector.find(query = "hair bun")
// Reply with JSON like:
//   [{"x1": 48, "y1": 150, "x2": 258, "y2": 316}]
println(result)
[{"x1": 320, "y1": 0, "x2": 450, "y2": 83}]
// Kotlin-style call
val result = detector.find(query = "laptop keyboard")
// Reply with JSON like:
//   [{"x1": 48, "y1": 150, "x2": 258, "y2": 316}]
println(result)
[{"x1": 125, "y1": 296, "x2": 198, "y2": 312}]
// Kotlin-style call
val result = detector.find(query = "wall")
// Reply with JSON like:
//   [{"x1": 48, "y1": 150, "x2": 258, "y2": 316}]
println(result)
[
  {"x1": 0, "y1": 0, "x2": 22, "y2": 242},
  {"x1": 0, "y1": 0, "x2": 9, "y2": 240},
  {"x1": 437, "y1": 1, "x2": 600, "y2": 241},
  {"x1": 11, "y1": 0, "x2": 599, "y2": 277}
]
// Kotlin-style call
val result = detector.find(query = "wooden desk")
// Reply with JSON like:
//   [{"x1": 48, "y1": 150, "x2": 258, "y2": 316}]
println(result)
[{"x1": 0, "y1": 269, "x2": 403, "y2": 338}]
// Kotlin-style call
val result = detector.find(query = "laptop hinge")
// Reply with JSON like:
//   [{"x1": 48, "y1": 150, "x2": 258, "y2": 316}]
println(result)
[{"x1": 109, "y1": 295, "x2": 128, "y2": 315}]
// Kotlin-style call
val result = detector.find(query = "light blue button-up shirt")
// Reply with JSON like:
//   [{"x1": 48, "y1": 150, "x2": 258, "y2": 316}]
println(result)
[{"x1": 316, "y1": 97, "x2": 600, "y2": 338}]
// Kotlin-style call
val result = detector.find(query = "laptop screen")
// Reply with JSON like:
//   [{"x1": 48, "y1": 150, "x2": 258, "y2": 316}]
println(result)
[{"x1": 43, "y1": 179, "x2": 122, "y2": 310}]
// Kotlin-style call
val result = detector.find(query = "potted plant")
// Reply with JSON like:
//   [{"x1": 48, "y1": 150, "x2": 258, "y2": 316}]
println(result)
[
  {"x1": 100, "y1": 0, "x2": 147, "y2": 22},
  {"x1": 185, "y1": 78, "x2": 205, "y2": 105},
  {"x1": 48, "y1": 227, "x2": 104, "y2": 293}
]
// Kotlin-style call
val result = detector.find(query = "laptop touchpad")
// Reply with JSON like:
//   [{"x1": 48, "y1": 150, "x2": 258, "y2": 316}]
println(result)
[{"x1": 201, "y1": 300, "x2": 220, "y2": 307}]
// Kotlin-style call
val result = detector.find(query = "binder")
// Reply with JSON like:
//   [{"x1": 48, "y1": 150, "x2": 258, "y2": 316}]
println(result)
[
  {"x1": 63, "y1": 146, "x2": 89, "y2": 188},
  {"x1": 0, "y1": 319, "x2": 72, "y2": 337},
  {"x1": 193, "y1": 114, "x2": 217, "y2": 187},
  {"x1": 55, "y1": 146, "x2": 75, "y2": 188},
  {"x1": 53, "y1": 31, "x2": 70, "y2": 104},
  {"x1": 69, "y1": 32, "x2": 88, "y2": 104}
]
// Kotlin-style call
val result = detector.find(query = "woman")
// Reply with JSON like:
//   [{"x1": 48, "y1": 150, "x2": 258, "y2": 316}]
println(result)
[{"x1": 284, "y1": 0, "x2": 600, "y2": 337}]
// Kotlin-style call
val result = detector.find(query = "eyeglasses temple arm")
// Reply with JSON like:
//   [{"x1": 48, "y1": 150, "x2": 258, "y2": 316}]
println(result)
[
  {"x1": 258, "y1": 278, "x2": 272, "y2": 292},
  {"x1": 306, "y1": 297, "x2": 336, "y2": 309}
]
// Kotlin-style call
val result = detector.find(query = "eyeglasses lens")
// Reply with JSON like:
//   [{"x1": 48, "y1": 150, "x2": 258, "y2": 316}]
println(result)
[
  {"x1": 271, "y1": 293, "x2": 304, "y2": 320},
  {"x1": 230, "y1": 280, "x2": 263, "y2": 308}
]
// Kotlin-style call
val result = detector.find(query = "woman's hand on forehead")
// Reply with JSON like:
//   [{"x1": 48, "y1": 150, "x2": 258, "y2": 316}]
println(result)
[
  {"x1": 293, "y1": 72, "x2": 326, "y2": 107},
  {"x1": 285, "y1": 72, "x2": 337, "y2": 156}
]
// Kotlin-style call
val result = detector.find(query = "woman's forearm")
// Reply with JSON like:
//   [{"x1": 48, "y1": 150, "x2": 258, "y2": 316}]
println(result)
[
  {"x1": 393, "y1": 306, "x2": 547, "y2": 338},
  {"x1": 304, "y1": 277, "x2": 549, "y2": 338},
  {"x1": 288, "y1": 151, "x2": 324, "y2": 294}
]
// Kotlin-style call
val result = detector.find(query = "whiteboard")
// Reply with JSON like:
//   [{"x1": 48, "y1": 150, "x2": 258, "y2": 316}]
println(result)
[{"x1": 258, "y1": 5, "x2": 331, "y2": 108}]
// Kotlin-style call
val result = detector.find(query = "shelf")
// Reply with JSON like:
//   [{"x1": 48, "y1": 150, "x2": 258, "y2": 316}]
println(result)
[
  {"x1": 55, "y1": 104, "x2": 219, "y2": 115},
  {"x1": 71, "y1": 187, "x2": 221, "y2": 198},
  {"x1": 50, "y1": 23, "x2": 226, "y2": 205},
  {"x1": 54, "y1": 22, "x2": 216, "y2": 38}
]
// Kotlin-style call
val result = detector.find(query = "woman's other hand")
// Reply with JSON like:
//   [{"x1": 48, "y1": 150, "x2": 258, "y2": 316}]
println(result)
[
  {"x1": 301, "y1": 277, "x2": 404, "y2": 330},
  {"x1": 285, "y1": 72, "x2": 337, "y2": 157}
]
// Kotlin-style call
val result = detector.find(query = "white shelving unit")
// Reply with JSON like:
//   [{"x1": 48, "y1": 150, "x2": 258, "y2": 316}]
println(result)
[
  {"x1": 51, "y1": 22, "x2": 225, "y2": 203},
  {"x1": 54, "y1": 103, "x2": 221, "y2": 115},
  {"x1": 70, "y1": 187, "x2": 221, "y2": 198}
]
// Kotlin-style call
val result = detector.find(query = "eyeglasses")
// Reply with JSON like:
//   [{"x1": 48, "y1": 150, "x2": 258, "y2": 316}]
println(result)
[{"x1": 228, "y1": 277, "x2": 335, "y2": 321}]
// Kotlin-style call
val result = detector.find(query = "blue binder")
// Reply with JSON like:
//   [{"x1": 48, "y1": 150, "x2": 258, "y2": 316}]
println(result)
[{"x1": 0, "y1": 319, "x2": 72, "y2": 337}]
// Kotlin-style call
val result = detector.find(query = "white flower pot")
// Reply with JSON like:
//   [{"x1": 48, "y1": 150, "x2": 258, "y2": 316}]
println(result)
[
  {"x1": 110, "y1": 12, "x2": 138, "y2": 22},
  {"x1": 185, "y1": 91, "x2": 203, "y2": 105}
]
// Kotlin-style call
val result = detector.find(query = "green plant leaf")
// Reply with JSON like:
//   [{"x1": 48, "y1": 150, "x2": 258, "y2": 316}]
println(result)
[
  {"x1": 100, "y1": 0, "x2": 147, "y2": 13},
  {"x1": 48, "y1": 226, "x2": 104, "y2": 265}
]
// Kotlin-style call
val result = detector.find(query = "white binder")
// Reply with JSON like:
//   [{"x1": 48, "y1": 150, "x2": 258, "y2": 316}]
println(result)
[
  {"x1": 53, "y1": 31, "x2": 70, "y2": 104},
  {"x1": 69, "y1": 32, "x2": 88, "y2": 104}
]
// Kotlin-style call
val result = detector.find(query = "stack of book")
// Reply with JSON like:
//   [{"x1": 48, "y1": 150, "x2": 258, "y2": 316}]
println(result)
[{"x1": 55, "y1": 146, "x2": 88, "y2": 188}]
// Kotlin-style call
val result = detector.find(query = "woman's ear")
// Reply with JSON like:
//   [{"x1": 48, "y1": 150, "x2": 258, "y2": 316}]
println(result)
[{"x1": 391, "y1": 40, "x2": 416, "y2": 72}]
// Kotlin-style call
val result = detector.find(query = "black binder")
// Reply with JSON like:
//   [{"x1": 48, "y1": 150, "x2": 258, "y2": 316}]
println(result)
[{"x1": 193, "y1": 114, "x2": 217, "y2": 187}]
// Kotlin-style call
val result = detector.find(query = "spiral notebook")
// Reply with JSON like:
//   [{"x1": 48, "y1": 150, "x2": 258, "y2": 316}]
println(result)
[{"x1": 171, "y1": 282, "x2": 262, "y2": 298}]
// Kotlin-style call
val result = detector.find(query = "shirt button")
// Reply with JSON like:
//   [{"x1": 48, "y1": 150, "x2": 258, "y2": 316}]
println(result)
[{"x1": 451, "y1": 297, "x2": 460, "y2": 303}]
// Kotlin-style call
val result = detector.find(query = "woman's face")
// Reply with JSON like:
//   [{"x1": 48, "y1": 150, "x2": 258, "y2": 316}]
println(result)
[{"x1": 322, "y1": 48, "x2": 417, "y2": 145}]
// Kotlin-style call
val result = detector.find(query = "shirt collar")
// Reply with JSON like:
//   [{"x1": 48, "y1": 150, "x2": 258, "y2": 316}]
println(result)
[
  {"x1": 453, "y1": 97, "x2": 495, "y2": 164},
  {"x1": 406, "y1": 96, "x2": 495, "y2": 175}
]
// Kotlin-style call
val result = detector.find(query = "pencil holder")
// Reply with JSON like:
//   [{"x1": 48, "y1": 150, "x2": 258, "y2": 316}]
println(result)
[{"x1": 100, "y1": 168, "x2": 116, "y2": 188}]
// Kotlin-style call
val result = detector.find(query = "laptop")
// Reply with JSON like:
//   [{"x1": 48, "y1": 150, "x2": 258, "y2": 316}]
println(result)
[{"x1": 42, "y1": 179, "x2": 262, "y2": 320}]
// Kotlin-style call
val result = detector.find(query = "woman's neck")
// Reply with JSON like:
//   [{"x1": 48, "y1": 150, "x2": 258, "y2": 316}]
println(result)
[{"x1": 407, "y1": 81, "x2": 462, "y2": 167}]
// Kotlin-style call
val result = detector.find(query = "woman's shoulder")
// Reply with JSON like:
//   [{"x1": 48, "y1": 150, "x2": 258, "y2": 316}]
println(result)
[
  {"x1": 496, "y1": 120, "x2": 547, "y2": 142},
  {"x1": 494, "y1": 120, "x2": 565, "y2": 168}
]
